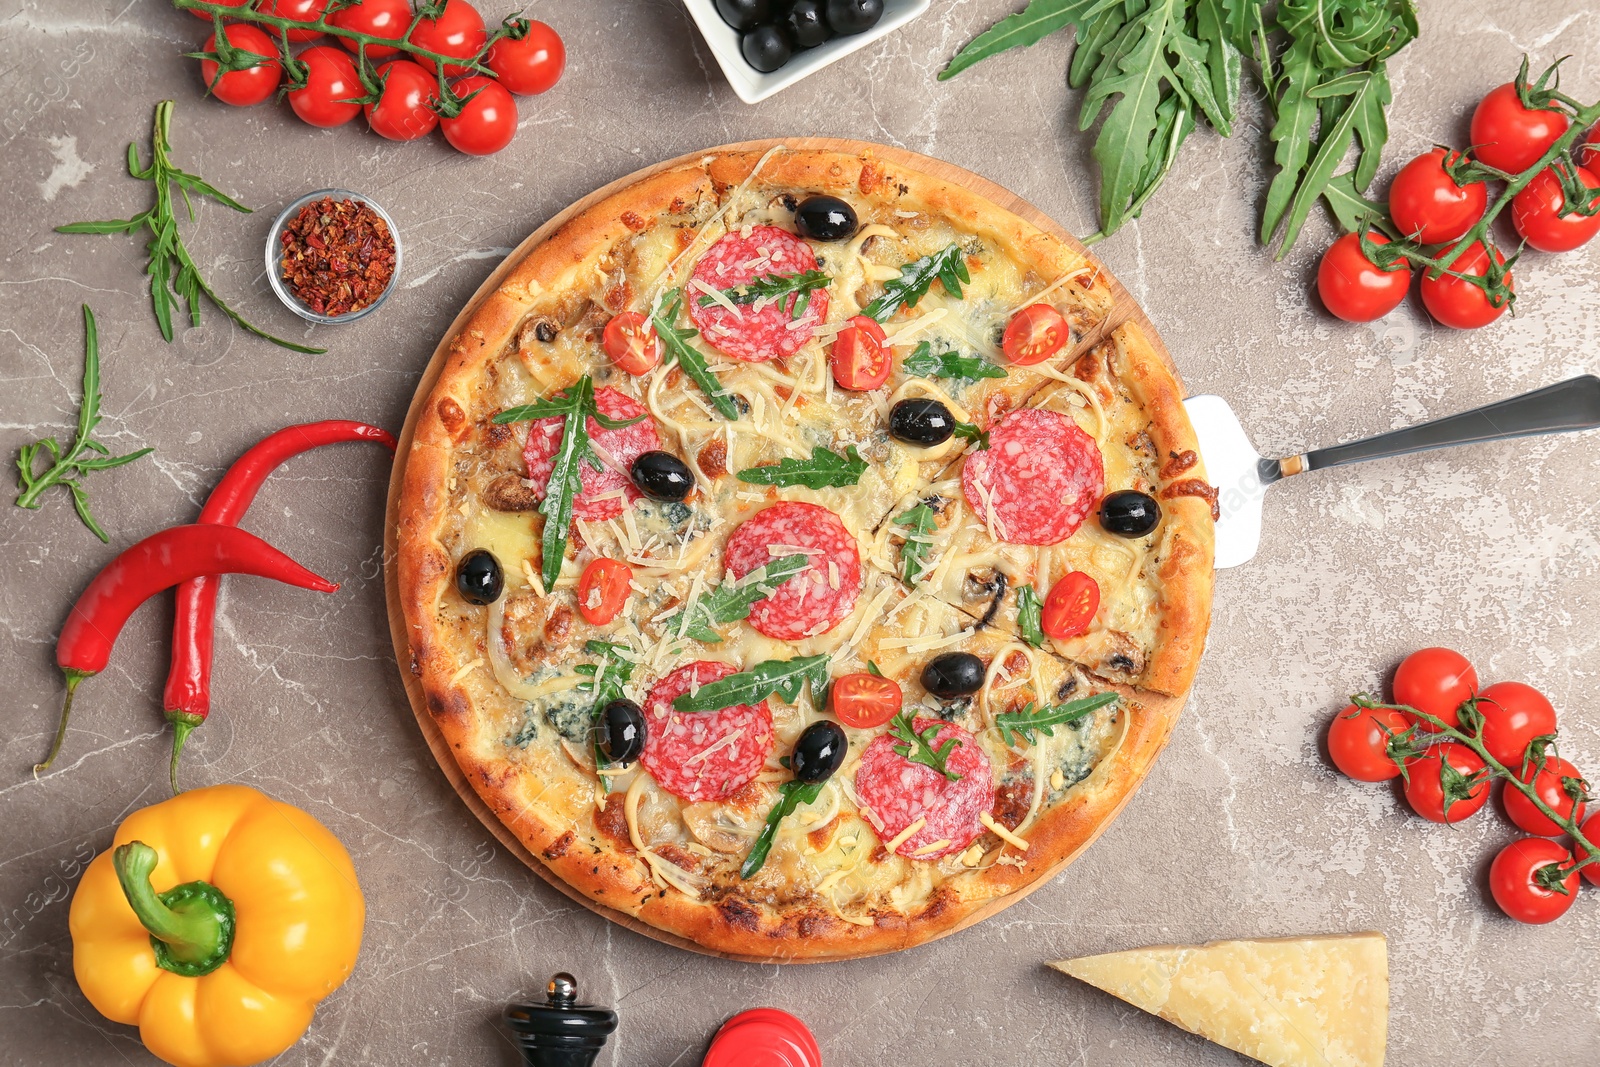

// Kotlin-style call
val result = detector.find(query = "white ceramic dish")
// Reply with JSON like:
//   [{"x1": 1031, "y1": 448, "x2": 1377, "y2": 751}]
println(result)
[{"x1": 681, "y1": 0, "x2": 931, "y2": 104}]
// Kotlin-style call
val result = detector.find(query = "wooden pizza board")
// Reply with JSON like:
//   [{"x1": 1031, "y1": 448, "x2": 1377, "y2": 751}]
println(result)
[{"x1": 382, "y1": 138, "x2": 1193, "y2": 963}]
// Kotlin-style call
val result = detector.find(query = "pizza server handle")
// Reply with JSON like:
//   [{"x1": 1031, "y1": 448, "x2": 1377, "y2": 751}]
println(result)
[{"x1": 1263, "y1": 374, "x2": 1600, "y2": 483}]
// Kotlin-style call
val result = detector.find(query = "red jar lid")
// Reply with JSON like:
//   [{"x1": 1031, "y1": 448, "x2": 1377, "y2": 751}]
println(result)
[{"x1": 702, "y1": 1008, "x2": 821, "y2": 1067}]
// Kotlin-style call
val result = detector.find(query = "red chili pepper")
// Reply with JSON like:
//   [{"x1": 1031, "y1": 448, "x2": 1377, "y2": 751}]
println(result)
[
  {"x1": 39, "y1": 524, "x2": 339, "y2": 777},
  {"x1": 163, "y1": 421, "x2": 395, "y2": 788}
]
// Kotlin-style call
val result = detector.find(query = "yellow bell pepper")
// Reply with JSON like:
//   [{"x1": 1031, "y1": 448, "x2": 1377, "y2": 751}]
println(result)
[{"x1": 69, "y1": 784, "x2": 364, "y2": 1067}]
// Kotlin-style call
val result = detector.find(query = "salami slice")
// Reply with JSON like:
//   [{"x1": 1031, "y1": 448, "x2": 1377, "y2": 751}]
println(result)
[
  {"x1": 523, "y1": 387, "x2": 660, "y2": 522},
  {"x1": 724, "y1": 502, "x2": 861, "y2": 641},
  {"x1": 961, "y1": 408, "x2": 1104, "y2": 545},
  {"x1": 641, "y1": 661, "x2": 774, "y2": 802},
  {"x1": 687, "y1": 226, "x2": 828, "y2": 362},
  {"x1": 854, "y1": 718, "x2": 994, "y2": 860}
]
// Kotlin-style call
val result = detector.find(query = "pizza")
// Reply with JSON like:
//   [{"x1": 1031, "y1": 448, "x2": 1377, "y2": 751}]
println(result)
[{"x1": 395, "y1": 145, "x2": 1215, "y2": 960}]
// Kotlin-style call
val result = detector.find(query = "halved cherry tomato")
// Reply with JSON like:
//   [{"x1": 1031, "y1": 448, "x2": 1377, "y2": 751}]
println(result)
[
  {"x1": 1476, "y1": 680, "x2": 1557, "y2": 769},
  {"x1": 602, "y1": 312, "x2": 662, "y2": 375},
  {"x1": 1402, "y1": 743, "x2": 1488, "y2": 824},
  {"x1": 831, "y1": 315, "x2": 890, "y2": 390},
  {"x1": 442, "y1": 76, "x2": 517, "y2": 156},
  {"x1": 1489, "y1": 837, "x2": 1580, "y2": 924},
  {"x1": 1002, "y1": 304, "x2": 1069, "y2": 366},
  {"x1": 1512, "y1": 165, "x2": 1600, "y2": 253},
  {"x1": 410, "y1": 0, "x2": 486, "y2": 76},
  {"x1": 1419, "y1": 242, "x2": 1512, "y2": 330},
  {"x1": 288, "y1": 45, "x2": 363, "y2": 128},
  {"x1": 1041, "y1": 571, "x2": 1099, "y2": 640},
  {"x1": 1392, "y1": 647, "x2": 1477, "y2": 728},
  {"x1": 1470, "y1": 82, "x2": 1569, "y2": 174},
  {"x1": 1504, "y1": 757, "x2": 1588, "y2": 837},
  {"x1": 485, "y1": 20, "x2": 566, "y2": 95},
  {"x1": 331, "y1": 0, "x2": 412, "y2": 58},
  {"x1": 1327, "y1": 704, "x2": 1410, "y2": 782},
  {"x1": 365, "y1": 60, "x2": 439, "y2": 141},
  {"x1": 259, "y1": 0, "x2": 328, "y2": 41},
  {"x1": 1579, "y1": 811, "x2": 1600, "y2": 887},
  {"x1": 831, "y1": 672, "x2": 902, "y2": 729},
  {"x1": 1316, "y1": 233, "x2": 1410, "y2": 323},
  {"x1": 1388, "y1": 148, "x2": 1488, "y2": 244},
  {"x1": 200, "y1": 26, "x2": 282, "y2": 107},
  {"x1": 576, "y1": 558, "x2": 632, "y2": 625}
]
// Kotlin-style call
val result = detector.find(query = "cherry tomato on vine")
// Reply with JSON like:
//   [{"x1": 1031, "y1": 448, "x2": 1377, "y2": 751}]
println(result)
[
  {"x1": 1512, "y1": 166, "x2": 1600, "y2": 253},
  {"x1": 1327, "y1": 704, "x2": 1410, "y2": 782},
  {"x1": 1579, "y1": 811, "x2": 1600, "y2": 887},
  {"x1": 830, "y1": 672, "x2": 902, "y2": 729},
  {"x1": 1388, "y1": 149, "x2": 1488, "y2": 245},
  {"x1": 1403, "y1": 743, "x2": 1489, "y2": 824},
  {"x1": 199, "y1": 26, "x2": 282, "y2": 107},
  {"x1": 259, "y1": 0, "x2": 328, "y2": 41},
  {"x1": 331, "y1": 0, "x2": 412, "y2": 59},
  {"x1": 485, "y1": 20, "x2": 566, "y2": 95},
  {"x1": 442, "y1": 76, "x2": 517, "y2": 155},
  {"x1": 1470, "y1": 82, "x2": 1570, "y2": 174},
  {"x1": 364, "y1": 60, "x2": 439, "y2": 141},
  {"x1": 288, "y1": 46, "x2": 363, "y2": 127},
  {"x1": 1581, "y1": 125, "x2": 1600, "y2": 175},
  {"x1": 1489, "y1": 837, "x2": 1580, "y2": 924},
  {"x1": 602, "y1": 312, "x2": 661, "y2": 375},
  {"x1": 1419, "y1": 242, "x2": 1511, "y2": 331},
  {"x1": 1476, "y1": 681, "x2": 1557, "y2": 769},
  {"x1": 575, "y1": 558, "x2": 632, "y2": 625},
  {"x1": 1041, "y1": 571, "x2": 1099, "y2": 640},
  {"x1": 1002, "y1": 304, "x2": 1070, "y2": 366},
  {"x1": 411, "y1": 0, "x2": 487, "y2": 77},
  {"x1": 188, "y1": 0, "x2": 248, "y2": 18},
  {"x1": 1392, "y1": 647, "x2": 1477, "y2": 728},
  {"x1": 831, "y1": 316, "x2": 890, "y2": 390},
  {"x1": 1504, "y1": 757, "x2": 1589, "y2": 838},
  {"x1": 1316, "y1": 233, "x2": 1410, "y2": 323}
]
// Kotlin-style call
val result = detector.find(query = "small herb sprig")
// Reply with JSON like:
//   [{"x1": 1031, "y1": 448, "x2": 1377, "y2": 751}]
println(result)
[
  {"x1": 672, "y1": 654, "x2": 829, "y2": 713},
  {"x1": 14, "y1": 306, "x2": 153, "y2": 542},
  {"x1": 862, "y1": 245, "x2": 970, "y2": 322},
  {"x1": 903, "y1": 341, "x2": 1006, "y2": 382},
  {"x1": 576, "y1": 640, "x2": 636, "y2": 769},
  {"x1": 952, "y1": 420, "x2": 989, "y2": 449},
  {"x1": 996, "y1": 692, "x2": 1120, "y2": 747},
  {"x1": 57, "y1": 101, "x2": 321, "y2": 354},
  {"x1": 1015, "y1": 584, "x2": 1046, "y2": 647},
  {"x1": 697, "y1": 269, "x2": 831, "y2": 320},
  {"x1": 740, "y1": 778, "x2": 824, "y2": 879},
  {"x1": 661, "y1": 554, "x2": 810, "y2": 643},
  {"x1": 893, "y1": 503, "x2": 938, "y2": 585},
  {"x1": 736, "y1": 445, "x2": 866, "y2": 489},
  {"x1": 653, "y1": 291, "x2": 740, "y2": 420},
  {"x1": 889, "y1": 711, "x2": 963, "y2": 781}
]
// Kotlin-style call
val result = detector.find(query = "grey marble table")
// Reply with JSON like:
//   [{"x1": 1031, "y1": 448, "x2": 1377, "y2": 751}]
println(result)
[{"x1": 3, "y1": 2, "x2": 1598, "y2": 1064}]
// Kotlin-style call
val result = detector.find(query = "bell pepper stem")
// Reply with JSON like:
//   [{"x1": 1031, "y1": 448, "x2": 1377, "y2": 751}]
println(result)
[
  {"x1": 166, "y1": 712, "x2": 204, "y2": 795},
  {"x1": 113, "y1": 841, "x2": 236, "y2": 977},
  {"x1": 35, "y1": 668, "x2": 92, "y2": 778}
]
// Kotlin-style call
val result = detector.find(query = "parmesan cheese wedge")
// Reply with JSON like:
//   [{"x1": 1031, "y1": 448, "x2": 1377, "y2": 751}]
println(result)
[{"x1": 1050, "y1": 933, "x2": 1388, "y2": 1067}]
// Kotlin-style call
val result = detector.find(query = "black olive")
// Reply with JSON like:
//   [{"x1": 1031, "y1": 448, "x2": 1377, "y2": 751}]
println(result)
[
  {"x1": 598, "y1": 699, "x2": 647, "y2": 766},
  {"x1": 741, "y1": 25, "x2": 792, "y2": 72},
  {"x1": 922, "y1": 652, "x2": 985, "y2": 698},
  {"x1": 781, "y1": 0, "x2": 833, "y2": 48},
  {"x1": 455, "y1": 549, "x2": 503, "y2": 606},
  {"x1": 631, "y1": 450, "x2": 694, "y2": 502},
  {"x1": 791, "y1": 720, "x2": 847, "y2": 783},
  {"x1": 793, "y1": 194, "x2": 859, "y2": 241},
  {"x1": 888, "y1": 398, "x2": 956, "y2": 446},
  {"x1": 715, "y1": 0, "x2": 771, "y2": 31},
  {"x1": 1099, "y1": 490, "x2": 1162, "y2": 537},
  {"x1": 825, "y1": 0, "x2": 883, "y2": 35}
]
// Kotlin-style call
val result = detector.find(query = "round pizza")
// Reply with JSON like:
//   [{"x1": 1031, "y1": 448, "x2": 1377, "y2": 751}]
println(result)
[{"x1": 395, "y1": 146, "x2": 1215, "y2": 959}]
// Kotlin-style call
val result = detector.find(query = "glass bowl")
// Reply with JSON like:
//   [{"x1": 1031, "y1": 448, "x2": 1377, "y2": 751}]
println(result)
[{"x1": 265, "y1": 188, "x2": 402, "y2": 325}]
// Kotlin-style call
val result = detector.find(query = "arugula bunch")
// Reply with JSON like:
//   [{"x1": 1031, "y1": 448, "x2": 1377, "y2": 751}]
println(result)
[
  {"x1": 889, "y1": 711, "x2": 964, "y2": 781},
  {"x1": 576, "y1": 640, "x2": 637, "y2": 769},
  {"x1": 862, "y1": 245, "x2": 970, "y2": 322},
  {"x1": 661, "y1": 554, "x2": 811, "y2": 643},
  {"x1": 903, "y1": 341, "x2": 1006, "y2": 382},
  {"x1": 697, "y1": 269, "x2": 831, "y2": 320},
  {"x1": 740, "y1": 778, "x2": 825, "y2": 879},
  {"x1": 893, "y1": 502, "x2": 938, "y2": 586},
  {"x1": 736, "y1": 445, "x2": 866, "y2": 489},
  {"x1": 672, "y1": 654, "x2": 829, "y2": 713},
  {"x1": 652, "y1": 290, "x2": 740, "y2": 419}
]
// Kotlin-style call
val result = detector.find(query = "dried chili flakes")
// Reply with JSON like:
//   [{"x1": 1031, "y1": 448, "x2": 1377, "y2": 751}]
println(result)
[{"x1": 279, "y1": 197, "x2": 396, "y2": 317}]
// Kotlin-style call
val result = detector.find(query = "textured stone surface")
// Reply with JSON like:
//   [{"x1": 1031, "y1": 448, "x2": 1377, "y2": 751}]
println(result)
[{"x1": 4, "y1": 2, "x2": 1599, "y2": 1064}]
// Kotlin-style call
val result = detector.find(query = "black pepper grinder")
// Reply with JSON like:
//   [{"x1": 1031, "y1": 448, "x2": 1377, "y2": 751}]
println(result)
[{"x1": 504, "y1": 973, "x2": 618, "y2": 1067}]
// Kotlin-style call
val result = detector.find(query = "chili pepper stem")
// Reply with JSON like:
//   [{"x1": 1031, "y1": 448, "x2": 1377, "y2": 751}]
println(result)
[
  {"x1": 166, "y1": 712, "x2": 204, "y2": 795},
  {"x1": 113, "y1": 840, "x2": 236, "y2": 977},
  {"x1": 34, "y1": 668, "x2": 92, "y2": 778}
]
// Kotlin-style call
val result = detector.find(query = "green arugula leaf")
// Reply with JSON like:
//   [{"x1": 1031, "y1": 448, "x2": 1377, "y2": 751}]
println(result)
[
  {"x1": 866, "y1": 660, "x2": 884, "y2": 677},
  {"x1": 661, "y1": 553, "x2": 811, "y2": 643},
  {"x1": 902, "y1": 341, "x2": 1006, "y2": 382},
  {"x1": 952, "y1": 421, "x2": 989, "y2": 449},
  {"x1": 861, "y1": 245, "x2": 969, "y2": 323},
  {"x1": 1322, "y1": 171, "x2": 1399, "y2": 237},
  {"x1": 535, "y1": 376, "x2": 593, "y2": 589},
  {"x1": 576, "y1": 640, "x2": 637, "y2": 770},
  {"x1": 996, "y1": 692, "x2": 1120, "y2": 747},
  {"x1": 889, "y1": 711, "x2": 963, "y2": 781},
  {"x1": 893, "y1": 503, "x2": 937, "y2": 585},
  {"x1": 740, "y1": 778, "x2": 824, "y2": 879},
  {"x1": 735, "y1": 445, "x2": 866, "y2": 489},
  {"x1": 1016, "y1": 584, "x2": 1046, "y2": 647},
  {"x1": 652, "y1": 291, "x2": 741, "y2": 420},
  {"x1": 672, "y1": 654, "x2": 829, "y2": 713},
  {"x1": 696, "y1": 269, "x2": 832, "y2": 320},
  {"x1": 939, "y1": 0, "x2": 1118, "y2": 81}
]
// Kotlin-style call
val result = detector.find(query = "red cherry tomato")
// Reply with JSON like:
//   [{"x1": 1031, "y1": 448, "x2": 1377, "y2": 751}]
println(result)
[
  {"x1": 1316, "y1": 233, "x2": 1410, "y2": 323},
  {"x1": 1403, "y1": 743, "x2": 1488, "y2": 823},
  {"x1": 1581, "y1": 125, "x2": 1600, "y2": 173},
  {"x1": 288, "y1": 46, "x2": 363, "y2": 128},
  {"x1": 831, "y1": 316, "x2": 890, "y2": 391},
  {"x1": 1392, "y1": 647, "x2": 1477, "y2": 728},
  {"x1": 1388, "y1": 149, "x2": 1488, "y2": 244},
  {"x1": 1041, "y1": 571, "x2": 1099, "y2": 640},
  {"x1": 602, "y1": 312, "x2": 662, "y2": 375},
  {"x1": 188, "y1": 0, "x2": 248, "y2": 18},
  {"x1": 1476, "y1": 681, "x2": 1557, "y2": 770},
  {"x1": 259, "y1": 0, "x2": 328, "y2": 41},
  {"x1": 831, "y1": 673, "x2": 902, "y2": 729},
  {"x1": 576, "y1": 558, "x2": 632, "y2": 625},
  {"x1": 1579, "y1": 811, "x2": 1600, "y2": 887},
  {"x1": 1419, "y1": 242, "x2": 1511, "y2": 330},
  {"x1": 364, "y1": 60, "x2": 439, "y2": 141},
  {"x1": 1512, "y1": 166, "x2": 1600, "y2": 253},
  {"x1": 1326, "y1": 704, "x2": 1410, "y2": 782},
  {"x1": 441, "y1": 76, "x2": 517, "y2": 155},
  {"x1": 331, "y1": 0, "x2": 412, "y2": 58},
  {"x1": 199, "y1": 26, "x2": 282, "y2": 107},
  {"x1": 1489, "y1": 837, "x2": 1580, "y2": 924},
  {"x1": 1001, "y1": 304, "x2": 1070, "y2": 366},
  {"x1": 1470, "y1": 82, "x2": 1570, "y2": 174},
  {"x1": 485, "y1": 20, "x2": 566, "y2": 95},
  {"x1": 1504, "y1": 757, "x2": 1589, "y2": 837},
  {"x1": 411, "y1": 0, "x2": 486, "y2": 77}
]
